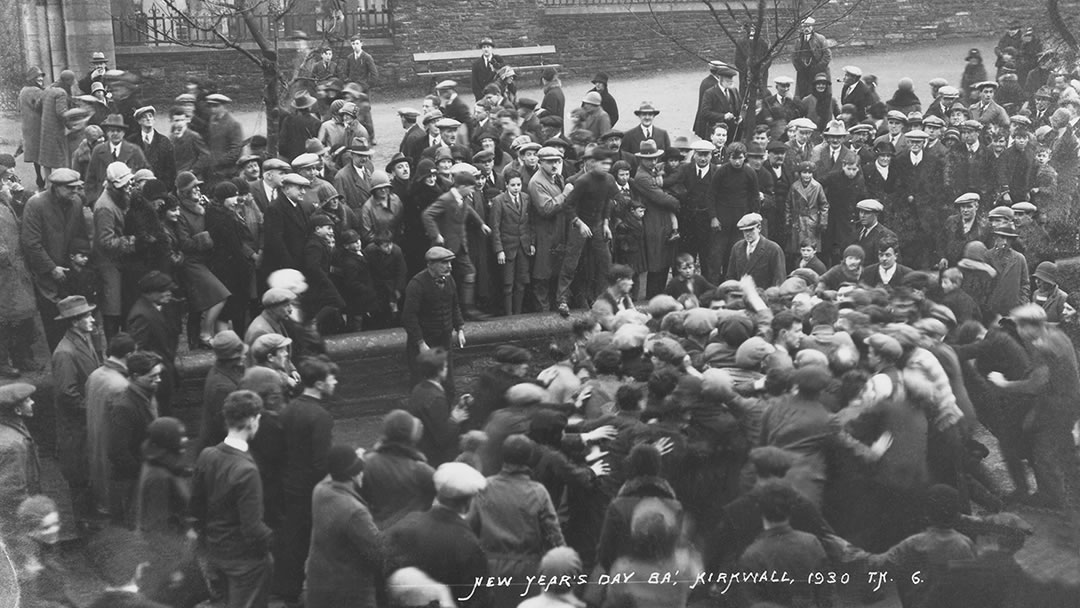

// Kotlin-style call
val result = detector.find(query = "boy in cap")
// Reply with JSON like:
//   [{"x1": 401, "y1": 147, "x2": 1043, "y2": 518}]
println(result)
[
  {"x1": 421, "y1": 172, "x2": 491, "y2": 320},
  {"x1": 938, "y1": 192, "x2": 992, "y2": 268},
  {"x1": 471, "y1": 37, "x2": 505, "y2": 100}
]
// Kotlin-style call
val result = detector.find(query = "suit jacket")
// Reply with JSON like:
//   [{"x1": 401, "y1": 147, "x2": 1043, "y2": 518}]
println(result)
[
  {"x1": 206, "y1": 112, "x2": 244, "y2": 181},
  {"x1": 341, "y1": 51, "x2": 378, "y2": 87},
  {"x1": 126, "y1": 296, "x2": 178, "y2": 363},
  {"x1": 810, "y1": 143, "x2": 857, "y2": 180},
  {"x1": 854, "y1": 222, "x2": 897, "y2": 267},
  {"x1": 171, "y1": 128, "x2": 209, "y2": 178},
  {"x1": 620, "y1": 125, "x2": 671, "y2": 155},
  {"x1": 839, "y1": 80, "x2": 874, "y2": 120},
  {"x1": 85, "y1": 141, "x2": 148, "y2": 204},
  {"x1": 969, "y1": 100, "x2": 1010, "y2": 130},
  {"x1": 695, "y1": 85, "x2": 741, "y2": 139},
  {"x1": 128, "y1": 130, "x2": 176, "y2": 189},
  {"x1": 263, "y1": 193, "x2": 314, "y2": 274},
  {"x1": 471, "y1": 54, "x2": 505, "y2": 99},
  {"x1": 489, "y1": 191, "x2": 534, "y2": 255},
  {"x1": 334, "y1": 163, "x2": 373, "y2": 210},
  {"x1": 250, "y1": 179, "x2": 276, "y2": 215},
  {"x1": 422, "y1": 190, "x2": 485, "y2": 254},
  {"x1": 279, "y1": 393, "x2": 334, "y2": 497},
  {"x1": 861, "y1": 263, "x2": 913, "y2": 288},
  {"x1": 727, "y1": 237, "x2": 786, "y2": 287}
]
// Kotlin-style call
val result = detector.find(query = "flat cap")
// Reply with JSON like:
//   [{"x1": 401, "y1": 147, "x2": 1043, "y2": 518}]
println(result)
[
  {"x1": 1011, "y1": 201, "x2": 1037, "y2": 213},
  {"x1": 536, "y1": 146, "x2": 564, "y2": 160},
  {"x1": 773, "y1": 75, "x2": 794, "y2": 85},
  {"x1": 435, "y1": 117, "x2": 462, "y2": 130},
  {"x1": 842, "y1": 65, "x2": 863, "y2": 77},
  {"x1": 106, "y1": 161, "x2": 134, "y2": 186},
  {"x1": 262, "y1": 158, "x2": 291, "y2": 172},
  {"x1": 856, "y1": 199, "x2": 884, "y2": 212},
  {"x1": 960, "y1": 119, "x2": 983, "y2": 131},
  {"x1": 715, "y1": 65, "x2": 738, "y2": 77},
  {"x1": 396, "y1": 107, "x2": 421, "y2": 118},
  {"x1": 848, "y1": 123, "x2": 874, "y2": 135},
  {"x1": 974, "y1": 80, "x2": 999, "y2": 90},
  {"x1": 434, "y1": 79, "x2": 457, "y2": 89},
  {"x1": 281, "y1": 173, "x2": 311, "y2": 187},
  {"x1": 904, "y1": 129, "x2": 928, "y2": 140},
  {"x1": 690, "y1": 139, "x2": 717, "y2": 152},
  {"x1": 953, "y1": 192, "x2": 980, "y2": 205},
  {"x1": 49, "y1": 168, "x2": 84, "y2": 186},
  {"x1": 506, "y1": 382, "x2": 549, "y2": 407},
  {"x1": 434, "y1": 462, "x2": 487, "y2": 500},
  {"x1": 261, "y1": 287, "x2": 297, "y2": 307},
  {"x1": 138, "y1": 270, "x2": 176, "y2": 293},
  {"x1": 211, "y1": 330, "x2": 245, "y2": 360},
  {"x1": 736, "y1": 213, "x2": 763, "y2": 230},
  {"x1": 938, "y1": 85, "x2": 961, "y2": 97},
  {"x1": 987, "y1": 205, "x2": 1014, "y2": 220},
  {"x1": 789, "y1": 117, "x2": 817, "y2": 131},
  {"x1": 886, "y1": 110, "x2": 909, "y2": 123},
  {"x1": 516, "y1": 97, "x2": 538, "y2": 110},
  {"x1": 766, "y1": 139, "x2": 789, "y2": 152},
  {"x1": 866, "y1": 333, "x2": 903, "y2": 360},
  {"x1": 928, "y1": 77, "x2": 949, "y2": 87},
  {"x1": 494, "y1": 345, "x2": 532, "y2": 364},
  {"x1": 0, "y1": 383, "x2": 36, "y2": 407},
  {"x1": 921, "y1": 115, "x2": 946, "y2": 128},
  {"x1": 251, "y1": 333, "x2": 293, "y2": 360},
  {"x1": 133, "y1": 105, "x2": 156, "y2": 119},
  {"x1": 291, "y1": 153, "x2": 320, "y2": 169},
  {"x1": 309, "y1": 213, "x2": 334, "y2": 228},
  {"x1": 425, "y1": 246, "x2": 456, "y2": 262},
  {"x1": 204, "y1": 93, "x2": 232, "y2": 104},
  {"x1": 1010, "y1": 114, "x2": 1033, "y2": 127}
]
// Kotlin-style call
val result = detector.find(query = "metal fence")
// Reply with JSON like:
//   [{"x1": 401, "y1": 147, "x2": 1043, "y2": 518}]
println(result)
[{"x1": 112, "y1": 5, "x2": 392, "y2": 46}]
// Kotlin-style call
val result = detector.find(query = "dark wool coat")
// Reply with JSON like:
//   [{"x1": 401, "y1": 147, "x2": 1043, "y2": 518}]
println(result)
[
  {"x1": 85, "y1": 141, "x2": 147, "y2": 205},
  {"x1": 361, "y1": 441, "x2": 436, "y2": 530},
  {"x1": 279, "y1": 394, "x2": 334, "y2": 497},
  {"x1": 306, "y1": 478, "x2": 383, "y2": 608},
  {"x1": 38, "y1": 82, "x2": 71, "y2": 168},
  {"x1": 385, "y1": 505, "x2": 490, "y2": 608},
  {"x1": 595, "y1": 476, "x2": 682, "y2": 571},
  {"x1": 128, "y1": 130, "x2": 176, "y2": 189},
  {"x1": 20, "y1": 190, "x2": 90, "y2": 300},
  {"x1": 406, "y1": 380, "x2": 460, "y2": 466},
  {"x1": 632, "y1": 168, "x2": 680, "y2": 273},
  {"x1": 262, "y1": 193, "x2": 314, "y2": 274}
]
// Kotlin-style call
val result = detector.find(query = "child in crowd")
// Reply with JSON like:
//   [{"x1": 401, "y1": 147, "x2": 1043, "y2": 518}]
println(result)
[
  {"x1": 664, "y1": 252, "x2": 714, "y2": 300},
  {"x1": 362, "y1": 229, "x2": 408, "y2": 329},
  {"x1": 796, "y1": 240, "x2": 828, "y2": 275},
  {"x1": 65, "y1": 238, "x2": 106, "y2": 352},
  {"x1": 1031, "y1": 261, "x2": 1076, "y2": 323},
  {"x1": 940, "y1": 267, "x2": 980, "y2": 326},
  {"x1": 614, "y1": 199, "x2": 647, "y2": 299},
  {"x1": 490, "y1": 171, "x2": 535, "y2": 315},
  {"x1": 787, "y1": 161, "x2": 830, "y2": 262},
  {"x1": 337, "y1": 230, "x2": 378, "y2": 331}
]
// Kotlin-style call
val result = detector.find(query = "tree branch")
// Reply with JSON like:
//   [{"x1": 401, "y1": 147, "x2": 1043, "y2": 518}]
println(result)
[{"x1": 1047, "y1": 0, "x2": 1080, "y2": 52}]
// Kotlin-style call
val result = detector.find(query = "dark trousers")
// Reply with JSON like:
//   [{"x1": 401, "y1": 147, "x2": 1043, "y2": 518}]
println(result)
[
  {"x1": 201, "y1": 552, "x2": 273, "y2": 608},
  {"x1": 708, "y1": 225, "x2": 739, "y2": 284},
  {"x1": 645, "y1": 271, "x2": 669, "y2": 300},
  {"x1": 56, "y1": 410, "x2": 90, "y2": 518},
  {"x1": 0, "y1": 318, "x2": 37, "y2": 368},
  {"x1": 272, "y1": 492, "x2": 313, "y2": 601},
  {"x1": 1029, "y1": 410, "x2": 1079, "y2": 507},
  {"x1": 556, "y1": 228, "x2": 611, "y2": 305},
  {"x1": 35, "y1": 290, "x2": 65, "y2": 352}
]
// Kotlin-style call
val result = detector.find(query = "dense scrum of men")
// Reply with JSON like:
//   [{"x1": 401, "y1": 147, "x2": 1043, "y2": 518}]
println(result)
[{"x1": 1, "y1": 16, "x2": 1079, "y2": 608}]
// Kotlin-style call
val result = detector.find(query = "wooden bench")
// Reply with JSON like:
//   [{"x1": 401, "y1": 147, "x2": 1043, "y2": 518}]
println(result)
[{"x1": 412, "y1": 45, "x2": 560, "y2": 83}]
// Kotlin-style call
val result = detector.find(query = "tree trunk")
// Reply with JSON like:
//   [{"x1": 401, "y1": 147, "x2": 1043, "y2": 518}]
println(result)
[
  {"x1": 739, "y1": 63, "x2": 764, "y2": 143},
  {"x1": 1048, "y1": 0, "x2": 1080, "y2": 53},
  {"x1": 263, "y1": 60, "x2": 281, "y2": 155}
]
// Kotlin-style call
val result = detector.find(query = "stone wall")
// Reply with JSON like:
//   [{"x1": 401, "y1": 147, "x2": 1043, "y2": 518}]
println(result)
[
  {"x1": 25, "y1": 312, "x2": 574, "y2": 449},
  {"x1": 113, "y1": 0, "x2": 1051, "y2": 107}
]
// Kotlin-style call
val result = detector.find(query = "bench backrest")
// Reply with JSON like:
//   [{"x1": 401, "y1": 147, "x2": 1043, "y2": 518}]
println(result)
[{"x1": 413, "y1": 45, "x2": 557, "y2": 63}]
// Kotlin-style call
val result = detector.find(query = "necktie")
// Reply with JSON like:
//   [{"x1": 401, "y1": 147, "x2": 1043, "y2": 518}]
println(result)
[
  {"x1": 112, "y1": 147, "x2": 119, "y2": 160},
  {"x1": 555, "y1": 175, "x2": 564, "y2": 189},
  {"x1": 861, "y1": 228, "x2": 869, "y2": 240},
  {"x1": 644, "y1": 128, "x2": 651, "y2": 140},
  {"x1": 699, "y1": 169, "x2": 707, "y2": 180}
]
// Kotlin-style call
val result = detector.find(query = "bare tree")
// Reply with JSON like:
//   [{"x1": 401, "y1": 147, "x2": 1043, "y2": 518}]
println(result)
[
  {"x1": 643, "y1": 0, "x2": 869, "y2": 141},
  {"x1": 120, "y1": 0, "x2": 326, "y2": 153}
]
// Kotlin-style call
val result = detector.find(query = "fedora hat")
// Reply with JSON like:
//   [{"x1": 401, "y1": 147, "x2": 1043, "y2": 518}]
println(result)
[
  {"x1": 55, "y1": 295, "x2": 96, "y2": 320},
  {"x1": 101, "y1": 114, "x2": 126, "y2": 130},
  {"x1": 634, "y1": 102, "x2": 660, "y2": 116},
  {"x1": 635, "y1": 140, "x2": 664, "y2": 158},
  {"x1": 822, "y1": 119, "x2": 848, "y2": 137},
  {"x1": 292, "y1": 91, "x2": 317, "y2": 109}
]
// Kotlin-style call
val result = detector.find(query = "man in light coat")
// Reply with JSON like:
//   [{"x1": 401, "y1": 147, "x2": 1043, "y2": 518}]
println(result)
[{"x1": 84, "y1": 333, "x2": 133, "y2": 522}]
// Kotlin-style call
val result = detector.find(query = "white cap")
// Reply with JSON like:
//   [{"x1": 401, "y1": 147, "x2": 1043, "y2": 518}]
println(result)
[{"x1": 106, "y1": 161, "x2": 133, "y2": 186}]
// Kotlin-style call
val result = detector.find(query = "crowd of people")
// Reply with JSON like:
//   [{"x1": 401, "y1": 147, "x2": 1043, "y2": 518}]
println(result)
[{"x1": 0, "y1": 13, "x2": 1079, "y2": 608}]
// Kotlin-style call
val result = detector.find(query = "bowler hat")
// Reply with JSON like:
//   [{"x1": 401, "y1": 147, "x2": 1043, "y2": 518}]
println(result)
[
  {"x1": 635, "y1": 140, "x2": 664, "y2": 158},
  {"x1": 55, "y1": 295, "x2": 96, "y2": 320},
  {"x1": 101, "y1": 114, "x2": 126, "y2": 130},
  {"x1": 873, "y1": 141, "x2": 896, "y2": 156}
]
